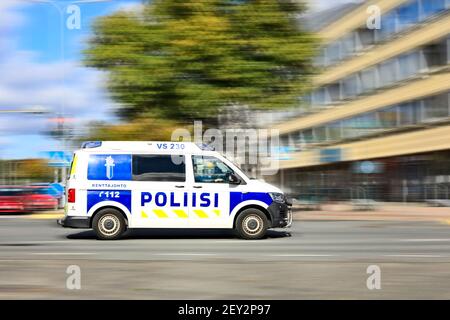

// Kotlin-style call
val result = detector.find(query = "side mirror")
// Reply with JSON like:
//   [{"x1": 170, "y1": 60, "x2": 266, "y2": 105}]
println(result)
[{"x1": 228, "y1": 173, "x2": 241, "y2": 185}]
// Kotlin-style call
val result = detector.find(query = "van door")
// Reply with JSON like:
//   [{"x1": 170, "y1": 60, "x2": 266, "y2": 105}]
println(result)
[
  {"x1": 132, "y1": 154, "x2": 189, "y2": 228},
  {"x1": 188, "y1": 155, "x2": 246, "y2": 229}
]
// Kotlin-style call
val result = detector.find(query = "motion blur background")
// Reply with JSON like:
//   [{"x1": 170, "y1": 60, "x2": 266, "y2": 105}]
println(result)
[{"x1": 0, "y1": 0, "x2": 449, "y2": 212}]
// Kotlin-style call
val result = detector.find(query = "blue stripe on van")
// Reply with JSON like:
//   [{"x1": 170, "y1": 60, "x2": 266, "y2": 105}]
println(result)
[
  {"x1": 229, "y1": 192, "x2": 272, "y2": 215},
  {"x1": 87, "y1": 190, "x2": 132, "y2": 214}
]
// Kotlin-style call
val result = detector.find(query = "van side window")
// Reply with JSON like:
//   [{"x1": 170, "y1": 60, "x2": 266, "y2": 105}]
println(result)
[
  {"x1": 192, "y1": 156, "x2": 233, "y2": 183},
  {"x1": 132, "y1": 155, "x2": 185, "y2": 182}
]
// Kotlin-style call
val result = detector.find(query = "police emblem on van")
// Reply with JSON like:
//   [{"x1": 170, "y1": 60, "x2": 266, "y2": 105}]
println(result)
[
  {"x1": 88, "y1": 154, "x2": 132, "y2": 181},
  {"x1": 105, "y1": 156, "x2": 115, "y2": 179}
]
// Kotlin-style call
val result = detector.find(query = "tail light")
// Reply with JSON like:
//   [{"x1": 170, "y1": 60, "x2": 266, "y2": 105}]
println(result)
[{"x1": 68, "y1": 188, "x2": 76, "y2": 203}]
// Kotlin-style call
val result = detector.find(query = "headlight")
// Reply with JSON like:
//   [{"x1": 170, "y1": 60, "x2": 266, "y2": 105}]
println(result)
[{"x1": 269, "y1": 192, "x2": 285, "y2": 203}]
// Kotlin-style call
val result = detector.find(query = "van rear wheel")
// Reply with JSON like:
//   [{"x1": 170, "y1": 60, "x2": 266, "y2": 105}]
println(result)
[
  {"x1": 92, "y1": 208, "x2": 126, "y2": 240},
  {"x1": 235, "y1": 209, "x2": 269, "y2": 240}
]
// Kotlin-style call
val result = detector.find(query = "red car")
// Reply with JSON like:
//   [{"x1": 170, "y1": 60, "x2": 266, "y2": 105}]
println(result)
[
  {"x1": 22, "y1": 186, "x2": 58, "y2": 211},
  {"x1": 0, "y1": 187, "x2": 26, "y2": 213}
]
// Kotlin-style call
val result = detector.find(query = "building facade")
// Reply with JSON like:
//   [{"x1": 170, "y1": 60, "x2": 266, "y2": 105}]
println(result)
[{"x1": 265, "y1": 0, "x2": 450, "y2": 203}]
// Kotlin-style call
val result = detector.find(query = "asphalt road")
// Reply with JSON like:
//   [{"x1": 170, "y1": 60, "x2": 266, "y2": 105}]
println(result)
[{"x1": 1, "y1": 215, "x2": 450, "y2": 299}]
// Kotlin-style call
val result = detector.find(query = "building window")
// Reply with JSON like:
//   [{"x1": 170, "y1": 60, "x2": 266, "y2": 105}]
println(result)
[
  {"x1": 360, "y1": 67, "x2": 379, "y2": 92},
  {"x1": 422, "y1": 40, "x2": 449, "y2": 69},
  {"x1": 397, "y1": 0, "x2": 420, "y2": 31},
  {"x1": 342, "y1": 118, "x2": 359, "y2": 139},
  {"x1": 419, "y1": 0, "x2": 447, "y2": 20},
  {"x1": 342, "y1": 75, "x2": 361, "y2": 98},
  {"x1": 301, "y1": 129, "x2": 314, "y2": 144},
  {"x1": 327, "y1": 41, "x2": 341, "y2": 65},
  {"x1": 423, "y1": 93, "x2": 450, "y2": 121},
  {"x1": 398, "y1": 51, "x2": 421, "y2": 80},
  {"x1": 312, "y1": 88, "x2": 328, "y2": 106},
  {"x1": 326, "y1": 83, "x2": 341, "y2": 103},
  {"x1": 376, "y1": 11, "x2": 398, "y2": 41},
  {"x1": 341, "y1": 32, "x2": 356, "y2": 59},
  {"x1": 399, "y1": 101, "x2": 421, "y2": 125},
  {"x1": 356, "y1": 28, "x2": 375, "y2": 48},
  {"x1": 327, "y1": 122, "x2": 343, "y2": 141},
  {"x1": 379, "y1": 59, "x2": 398, "y2": 86},
  {"x1": 377, "y1": 106, "x2": 398, "y2": 129},
  {"x1": 313, "y1": 126, "x2": 328, "y2": 142}
]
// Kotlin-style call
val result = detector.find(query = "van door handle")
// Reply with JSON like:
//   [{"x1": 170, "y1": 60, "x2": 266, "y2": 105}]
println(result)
[
  {"x1": 175, "y1": 185, "x2": 185, "y2": 188},
  {"x1": 193, "y1": 186, "x2": 202, "y2": 189}
]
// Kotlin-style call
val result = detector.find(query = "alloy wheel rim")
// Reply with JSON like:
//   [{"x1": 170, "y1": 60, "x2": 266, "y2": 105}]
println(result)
[
  {"x1": 243, "y1": 215, "x2": 263, "y2": 235},
  {"x1": 99, "y1": 214, "x2": 120, "y2": 236}
]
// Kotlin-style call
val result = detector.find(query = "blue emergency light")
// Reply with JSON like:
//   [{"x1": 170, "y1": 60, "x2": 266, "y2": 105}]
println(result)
[{"x1": 81, "y1": 141, "x2": 102, "y2": 149}]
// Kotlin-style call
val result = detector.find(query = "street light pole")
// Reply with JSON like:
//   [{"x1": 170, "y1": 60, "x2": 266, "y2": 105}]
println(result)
[{"x1": 0, "y1": 106, "x2": 51, "y2": 184}]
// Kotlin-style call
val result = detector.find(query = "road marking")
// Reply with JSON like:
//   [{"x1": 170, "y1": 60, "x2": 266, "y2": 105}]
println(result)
[
  {"x1": 0, "y1": 240, "x2": 81, "y2": 245},
  {"x1": 0, "y1": 212, "x2": 65, "y2": 220},
  {"x1": 384, "y1": 254, "x2": 445, "y2": 258},
  {"x1": 23, "y1": 213, "x2": 64, "y2": 220},
  {"x1": 212, "y1": 240, "x2": 281, "y2": 244},
  {"x1": 154, "y1": 253, "x2": 217, "y2": 256},
  {"x1": 399, "y1": 239, "x2": 450, "y2": 242},
  {"x1": 268, "y1": 254, "x2": 337, "y2": 257},
  {"x1": 441, "y1": 219, "x2": 450, "y2": 226},
  {"x1": 30, "y1": 252, "x2": 96, "y2": 255}
]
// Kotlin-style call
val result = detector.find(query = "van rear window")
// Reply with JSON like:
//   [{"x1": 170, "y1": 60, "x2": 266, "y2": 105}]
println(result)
[{"x1": 132, "y1": 155, "x2": 185, "y2": 182}]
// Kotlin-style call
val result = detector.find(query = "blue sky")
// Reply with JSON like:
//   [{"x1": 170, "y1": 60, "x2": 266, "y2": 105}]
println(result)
[{"x1": 0, "y1": 0, "x2": 142, "y2": 159}]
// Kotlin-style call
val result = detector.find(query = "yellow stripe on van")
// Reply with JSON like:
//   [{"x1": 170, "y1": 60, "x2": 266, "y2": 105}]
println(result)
[
  {"x1": 141, "y1": 210, "x2": 148, "y2": 218},
  {"x1": 194, "y1": 209, "x2": 208, "y2": 218},
  {"x1": 70, "y1": 154, "x2": 78, "y2": 175},
  {"x1": 213, "y1": 209, "x2": 221, "y2": 217},
  {"x1": 153, "y1": 209, "x2": 169, "y2": 218},
  {"x1": 173, "y1": 209, "x2": 188, "y2": 218}
]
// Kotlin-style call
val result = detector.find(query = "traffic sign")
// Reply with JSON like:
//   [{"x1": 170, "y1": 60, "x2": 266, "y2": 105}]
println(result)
[{"x1": 43, "y1": 151, "x2": 72, "y2": 168}]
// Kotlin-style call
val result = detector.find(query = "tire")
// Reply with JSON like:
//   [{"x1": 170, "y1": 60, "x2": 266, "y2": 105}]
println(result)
[
  {"x1": 235, "y1": 208, "x2": 269, "y2": 240},
  {"x1": 92, "y1": 208, "x2": 127, "y2": 240}
]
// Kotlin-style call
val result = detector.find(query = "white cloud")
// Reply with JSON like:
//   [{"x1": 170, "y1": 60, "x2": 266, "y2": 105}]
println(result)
[
  {"x1": 0, "y1": 53, "x2": 116, "y2": 135},
  {"x1": 0, "y1": 54, "x2": 112, "y2": 111},
  {"x1": 111, "y1": 1, "x2": 144, "y2": 13},
  {"x1": 308, "y1": 0, "x2": 363, "y2": 12},
  {"x1": 0, "y1": 0, "x2": 117, "y2": 151}
]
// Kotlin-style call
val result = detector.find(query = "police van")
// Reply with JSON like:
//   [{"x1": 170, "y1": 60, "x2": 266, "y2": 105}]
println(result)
[{"x1": 58, "y1": 141, "x2": 292, "y2": 240}]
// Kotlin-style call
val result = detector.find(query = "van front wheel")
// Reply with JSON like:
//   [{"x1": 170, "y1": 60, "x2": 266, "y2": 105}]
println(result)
[
  {"x1": 235, "y1": 209, "x2": 269, "y2": 240},
  {"x1": 92, "y1": 209, "x2": 126, "y2": 240}
]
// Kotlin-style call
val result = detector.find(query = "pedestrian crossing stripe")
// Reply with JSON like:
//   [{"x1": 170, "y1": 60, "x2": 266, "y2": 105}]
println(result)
[{"x1": 140, "y1": 209, "x2": 221, "y2": 219}]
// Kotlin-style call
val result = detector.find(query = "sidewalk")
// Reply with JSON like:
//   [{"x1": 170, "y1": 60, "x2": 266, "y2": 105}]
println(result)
[{"x1": 293, "y1": 202, "x2": 450, "y2": 223}]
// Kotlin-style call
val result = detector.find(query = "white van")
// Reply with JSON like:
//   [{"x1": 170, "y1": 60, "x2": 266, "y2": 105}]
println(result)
[{"x1": 58, "y1": 141, "x2": 292, "y2": 240}]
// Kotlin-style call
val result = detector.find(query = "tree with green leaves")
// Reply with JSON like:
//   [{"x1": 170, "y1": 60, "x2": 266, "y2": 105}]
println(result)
[{"x1": 84, "y1": 0, "x2": 317, "y2": 125}]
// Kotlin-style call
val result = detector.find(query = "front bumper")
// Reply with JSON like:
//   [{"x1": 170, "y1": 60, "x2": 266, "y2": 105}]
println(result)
[
  {"x1": 267, "y1": 200, "x2": 292, "y2": 228},
  {"x1": 57, "y1": 216, "x2": 90, "y2": 229}
]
